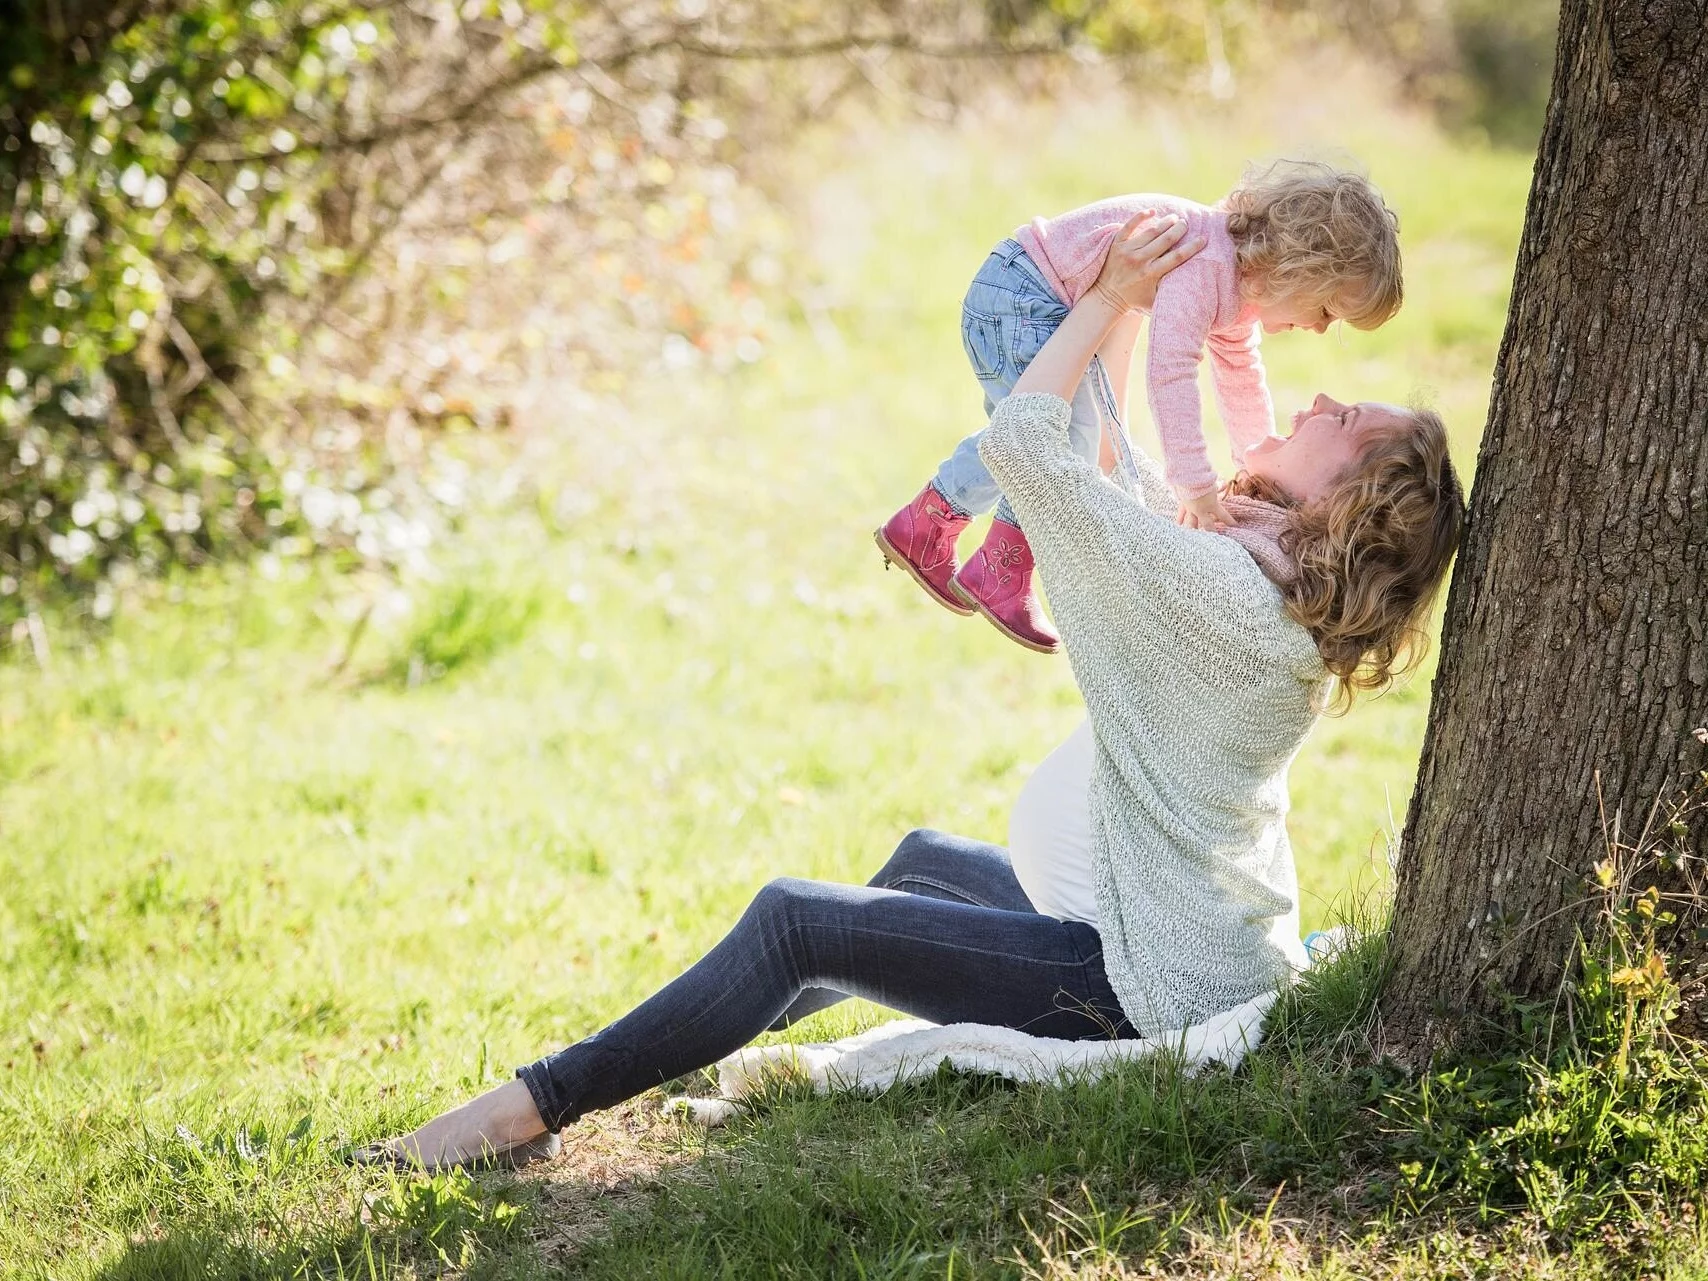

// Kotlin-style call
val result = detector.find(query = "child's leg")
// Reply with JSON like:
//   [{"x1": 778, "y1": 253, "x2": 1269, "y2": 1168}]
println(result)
[
  {"x1": 879, "y1": 243, "x2": 1062, "y2": 614},
  {"x1": 927, "y1": 241, "x2": 1062, "y2": 515},
  {"x1": 928, "y1": 391, "x2": 1002, "y2": 518},
  {"x1": 928, "y1": 355, "x2": 1015, "y2": 518},
  {"x1": 942, "y1": 251, "x2": 1092, "y2": 653}
]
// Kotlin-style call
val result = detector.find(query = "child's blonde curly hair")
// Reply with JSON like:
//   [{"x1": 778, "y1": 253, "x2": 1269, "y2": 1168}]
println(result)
[
  {"x1": 1228, "y1": 407, "x2": 1464, "y2": 712},
  {"x1": 1225, "y1": 160, "x2": 1403, "y2": 331}
]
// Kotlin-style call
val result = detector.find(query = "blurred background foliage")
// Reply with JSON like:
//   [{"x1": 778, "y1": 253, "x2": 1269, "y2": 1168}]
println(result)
[{"x1": 0, "y1": 0, "x2": 1556, "y2": 636}]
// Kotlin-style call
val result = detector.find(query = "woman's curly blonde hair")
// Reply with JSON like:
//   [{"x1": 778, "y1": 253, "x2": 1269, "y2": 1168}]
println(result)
[
  {"x1": 1225, "y1": 159, "x2": 1403, "y2": 330},
  {"x1": 1228, "y1": 407, "x2": 1465, "y2": 712}
]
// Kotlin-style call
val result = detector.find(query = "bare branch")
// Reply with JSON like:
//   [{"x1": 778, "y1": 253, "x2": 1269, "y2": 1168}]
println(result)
[
  {"x1": 197, "y1": 25, "x2": 1073, "y2": 164},
  {"x1": 673, "y1": 31, "x2": 1069, "y2": 62}
]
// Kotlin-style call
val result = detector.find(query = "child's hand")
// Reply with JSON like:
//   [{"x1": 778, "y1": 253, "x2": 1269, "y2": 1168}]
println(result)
[
  {"x1": 1091, "y1": 211, "x2": 1206, "y2": 314},
  {"x1": 1176, "y1": 490, "x2": 1235, "y2": 533}
]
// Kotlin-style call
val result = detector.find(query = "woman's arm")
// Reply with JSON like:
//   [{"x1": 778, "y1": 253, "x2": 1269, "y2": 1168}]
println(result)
[
  {"x1": 980, "y1": 395, "x2": 1284, "y2": 689},
  {"x1": 1094, "y1": 311, "x2": 1144, "y2": 473},
  {"x1": 1011, "y1": 290, "x2": 1128, "y2": 401}
]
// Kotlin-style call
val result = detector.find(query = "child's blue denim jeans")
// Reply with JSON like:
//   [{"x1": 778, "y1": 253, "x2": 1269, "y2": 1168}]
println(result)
[
  {"x1": 515, "y1": 828, "x2": 1137, "y2": 1132},
  {"x1": 931, "y1": 238, "x2": 1123, "y2": 525}
]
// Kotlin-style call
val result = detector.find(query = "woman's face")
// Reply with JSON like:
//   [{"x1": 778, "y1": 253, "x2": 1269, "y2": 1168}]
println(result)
[{"x1": 1244, "y1": 394, "x2": 1409, "y2": 503}]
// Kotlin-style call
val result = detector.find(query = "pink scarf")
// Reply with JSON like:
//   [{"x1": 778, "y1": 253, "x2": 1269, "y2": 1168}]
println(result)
[{"x1": 1219, "y1": 495, "x2": 1299, "y2": 589}]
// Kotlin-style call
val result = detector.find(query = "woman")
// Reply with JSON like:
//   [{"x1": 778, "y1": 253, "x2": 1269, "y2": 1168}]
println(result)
[{"x1": 353, "y1": 213, "x2": 1465, "y2": 1172}]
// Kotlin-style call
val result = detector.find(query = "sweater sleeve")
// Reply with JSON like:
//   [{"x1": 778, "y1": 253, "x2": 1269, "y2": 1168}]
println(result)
[
  {"x1": 980, "y1": 391, "x2": 1223, "y2": 628},
  {"x1": 1144, "y1": 265, "x2": 1221, "y2": 499},
  {"x1": 1206, "y1": 320, "x2": 1276, "y2": 465}
]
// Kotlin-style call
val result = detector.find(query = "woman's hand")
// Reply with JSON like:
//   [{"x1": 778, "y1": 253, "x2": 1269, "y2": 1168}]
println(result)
[{"x1": 1091, "y1": 212, "x2": 1204, "y2": 314}]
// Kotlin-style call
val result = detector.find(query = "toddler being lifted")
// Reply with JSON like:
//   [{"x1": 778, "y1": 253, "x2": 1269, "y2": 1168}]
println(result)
[{"x1": 875, "y1": 160, "x2": 1403, "y2": 653}]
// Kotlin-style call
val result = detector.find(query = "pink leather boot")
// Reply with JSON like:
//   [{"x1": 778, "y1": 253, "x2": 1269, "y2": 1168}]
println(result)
[
  {"x1": 951, "y1": 518, "x2": 1061, "y2": 654},
  {"x1": 874, "y1": 485, "x2": 974, "y2": 615}
]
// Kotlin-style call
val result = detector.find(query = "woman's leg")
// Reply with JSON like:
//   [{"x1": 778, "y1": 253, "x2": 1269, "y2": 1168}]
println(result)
[
  {"x1": 378, "y1": 829, "x2": 1073, "y2": 1166},
  {"x1": 515, "y1": 869, "x2": 1130, "y2": 1133},
  {"x1": 768, "y1": 827, "x2": 1037, "y2": 1029}
]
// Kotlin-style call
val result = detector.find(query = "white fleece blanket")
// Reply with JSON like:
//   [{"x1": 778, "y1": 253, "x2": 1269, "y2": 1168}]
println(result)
[{"x1": 662, "y1": 994, "x2": 1274, "y2": 1127}]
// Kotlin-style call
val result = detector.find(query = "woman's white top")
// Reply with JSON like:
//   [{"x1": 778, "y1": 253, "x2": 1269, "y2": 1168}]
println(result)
[{"x1": 1008, "y1": 718, "x2": 1101, "y2": 925}]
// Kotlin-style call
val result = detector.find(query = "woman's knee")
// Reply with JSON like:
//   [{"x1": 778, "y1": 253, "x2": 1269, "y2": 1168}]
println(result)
[
  {"x1": 745, "y1": 877, "x2": 839, "y2": 944},
  {"x1": 749, "y1": 876, "x2": 808, "y2": 918},
  {"x1": 872, "y1": 828, "x2": 952, "y2": 888},
  {"x1": 742, "y1": 877, "x2": 847, "y2": 981}
]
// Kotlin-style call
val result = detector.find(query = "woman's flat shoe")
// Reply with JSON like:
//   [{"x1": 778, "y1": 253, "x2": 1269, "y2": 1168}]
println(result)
[{"x1": 344, "y1": 1129, "x2": 562, "y2": 1174}]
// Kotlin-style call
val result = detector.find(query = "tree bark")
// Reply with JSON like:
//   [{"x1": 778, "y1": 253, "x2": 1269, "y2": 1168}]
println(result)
[{"x1": 1380, "y1": 0, "x2": 1708, "y2": 1055}]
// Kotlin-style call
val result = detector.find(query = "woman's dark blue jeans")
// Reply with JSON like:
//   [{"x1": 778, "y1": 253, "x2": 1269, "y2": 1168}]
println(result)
[{"x1": 516, "y1": 828, "x2": 1137, "y2": 1131}]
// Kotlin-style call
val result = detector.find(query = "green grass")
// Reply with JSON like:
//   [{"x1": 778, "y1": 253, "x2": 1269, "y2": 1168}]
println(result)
[{"x1": 6, "y1": 76, "x2": 1700, "y2": 1280}]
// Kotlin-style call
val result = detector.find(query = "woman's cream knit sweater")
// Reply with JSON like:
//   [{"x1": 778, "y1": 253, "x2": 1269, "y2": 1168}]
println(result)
[{"x1": 981, "y1": 392, "x2": 1327, "y2": 1036}]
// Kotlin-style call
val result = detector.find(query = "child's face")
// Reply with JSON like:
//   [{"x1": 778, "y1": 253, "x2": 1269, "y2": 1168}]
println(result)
[
  {"x1": 1244, "y1": 394, "x2": 1408, "y2": 503},
  {"x1": 1253, "y1": 295, "x2": 1335, "y2": 335}
]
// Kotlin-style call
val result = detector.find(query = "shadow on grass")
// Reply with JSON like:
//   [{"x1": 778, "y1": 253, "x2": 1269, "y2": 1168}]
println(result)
[
  {"x1": 89, "y1": 1172, "x2": 552, "y2": 1281},
  {"x1": 84, "y1": 1094, "x2": 698, "y2": 1281}
]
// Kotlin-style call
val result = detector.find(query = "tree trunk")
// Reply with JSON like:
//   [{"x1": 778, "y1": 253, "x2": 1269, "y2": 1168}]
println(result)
[{"x1": 1380, "y1": 0, "x2": 1708, "y2": 1055}]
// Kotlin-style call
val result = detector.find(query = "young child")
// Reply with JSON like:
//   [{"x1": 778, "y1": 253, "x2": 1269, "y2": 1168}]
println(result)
[{"x1": 875, "y1": 160, "x2": 1403, "y2": 653}]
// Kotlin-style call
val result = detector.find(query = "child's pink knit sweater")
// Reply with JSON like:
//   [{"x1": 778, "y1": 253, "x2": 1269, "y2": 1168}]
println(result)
[{"x1": 1015, "y1": 194, "x2": 1275, "y2": 499}]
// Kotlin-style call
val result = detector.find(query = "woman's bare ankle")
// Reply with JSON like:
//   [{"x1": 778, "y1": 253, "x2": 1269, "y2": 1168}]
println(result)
[
  {"x1": 393, "y1": 1079, "x2": 548, "y2": 1163},
  {"x1": 483, "y1": 1078, "x2": 549, "y2": 1142}
]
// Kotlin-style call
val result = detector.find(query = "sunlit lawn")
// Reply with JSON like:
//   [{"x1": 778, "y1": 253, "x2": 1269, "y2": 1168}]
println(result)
[{"x1": 0, "y1": 73, "x2": 1555, "y2": 1278}]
